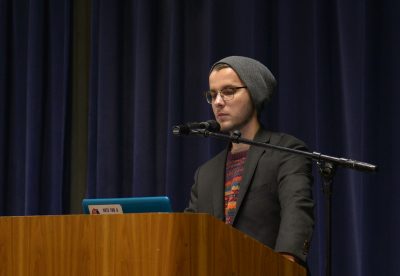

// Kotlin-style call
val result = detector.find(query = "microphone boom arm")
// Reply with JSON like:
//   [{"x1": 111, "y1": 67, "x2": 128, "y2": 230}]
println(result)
[{"x1": 191, "y1": 129, "x2": 377, "y2": 172}]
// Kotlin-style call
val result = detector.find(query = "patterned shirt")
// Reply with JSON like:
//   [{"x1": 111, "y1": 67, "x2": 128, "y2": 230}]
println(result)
[{"x1": 224, "y1": 150, "x2": 248, "y2": 224}]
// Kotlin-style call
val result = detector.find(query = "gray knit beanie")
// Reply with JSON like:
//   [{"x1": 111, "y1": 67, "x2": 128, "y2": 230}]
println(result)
[{"x1": 210, "y1": 56, "x2": 276, "y2": 113}]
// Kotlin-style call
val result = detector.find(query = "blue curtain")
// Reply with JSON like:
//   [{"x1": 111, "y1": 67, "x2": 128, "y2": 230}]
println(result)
[
  {"x1": 0, "y1": 0, "x2": 71, "y2": 215},
  {"x1": 1, "y1": 0, "x2": 399, "y2": 275}
]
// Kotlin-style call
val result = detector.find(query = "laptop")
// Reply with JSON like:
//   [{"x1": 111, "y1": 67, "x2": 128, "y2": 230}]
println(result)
[{"x1": 82, "y1": 196, "x2": 172, "y2": 215}]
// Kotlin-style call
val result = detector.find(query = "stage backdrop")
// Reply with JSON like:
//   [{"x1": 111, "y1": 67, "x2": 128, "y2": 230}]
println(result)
[{"x1": 1, "y1": 0, "x2": 399, "y2": 276}]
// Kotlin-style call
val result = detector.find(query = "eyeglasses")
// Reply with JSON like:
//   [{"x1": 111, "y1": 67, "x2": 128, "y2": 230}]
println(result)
[{"x1": 205, "y1": 86, "x2": 247, "y2": 104}]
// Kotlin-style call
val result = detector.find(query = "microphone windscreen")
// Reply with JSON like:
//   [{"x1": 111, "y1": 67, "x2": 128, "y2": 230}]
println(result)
[
  {"x1": 172, "y1": 125, "x2": 190, "y2": 135},
  {"x1": 206, "y1": 120, "x2": 220, "y2": 132}
]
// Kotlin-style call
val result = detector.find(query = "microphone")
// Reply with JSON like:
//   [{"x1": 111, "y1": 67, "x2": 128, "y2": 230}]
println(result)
[{"x1": 172, "y1": 120, "x2": 220, "y2": 135}]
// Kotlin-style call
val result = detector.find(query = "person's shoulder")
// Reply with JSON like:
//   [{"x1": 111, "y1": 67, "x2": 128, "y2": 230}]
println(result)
[
  {"x1": 267, "y1": 130, "x2": 309, "y2": 150},
  {"x1": 198, "y1": 149, "x2": 228, "y2": 170},
  {"x1": 197, "y1": 148, "x2": 227, "y2": 170}
]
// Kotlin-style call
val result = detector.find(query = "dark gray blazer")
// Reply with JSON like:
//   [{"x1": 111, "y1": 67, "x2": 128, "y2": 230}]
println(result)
[{"x1": 185, "y1": 128, "x2": 314, "y2": 262}]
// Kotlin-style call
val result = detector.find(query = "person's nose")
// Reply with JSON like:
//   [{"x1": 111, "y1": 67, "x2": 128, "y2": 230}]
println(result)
[{"x1": 213, "y1": 92, "x2": 225, "y2": 106}]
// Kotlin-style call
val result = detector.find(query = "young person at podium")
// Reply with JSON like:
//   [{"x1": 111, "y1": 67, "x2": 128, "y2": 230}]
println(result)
[{"x1": 185, "y1": 56, "x2": 314, "y2": 265}]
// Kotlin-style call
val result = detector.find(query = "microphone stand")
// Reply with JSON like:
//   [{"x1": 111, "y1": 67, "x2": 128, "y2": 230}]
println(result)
[{"x1": 187, "y1": 129, "x2": 378, "y2": 276}]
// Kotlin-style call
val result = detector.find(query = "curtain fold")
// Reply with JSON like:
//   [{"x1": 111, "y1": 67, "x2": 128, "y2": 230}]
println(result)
[
  {"x1": 70, "y1": 0, "x2": 91, "y2": 213},
  {"x1": 0, "y1": 0, "x2": 72, "y2": 215}
]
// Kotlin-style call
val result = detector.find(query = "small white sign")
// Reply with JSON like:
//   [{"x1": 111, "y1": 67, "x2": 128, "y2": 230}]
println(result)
[{"x1": 88, "y1": 204, "x2": 123, "y2": 214}]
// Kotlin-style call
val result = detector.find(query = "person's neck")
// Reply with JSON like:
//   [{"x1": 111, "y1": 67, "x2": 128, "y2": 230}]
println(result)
[{"x1": 230, "y1": 119, "x2": 260, "y2": 154}]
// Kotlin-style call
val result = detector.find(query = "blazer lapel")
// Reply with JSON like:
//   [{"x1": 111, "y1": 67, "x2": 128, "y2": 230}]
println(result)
[
  {"x1": 211, "y1": 148, "x2": 229, "y2": 220},
  {"x1": 231, "y1": 128, "x2": 272, "y2": 224}
]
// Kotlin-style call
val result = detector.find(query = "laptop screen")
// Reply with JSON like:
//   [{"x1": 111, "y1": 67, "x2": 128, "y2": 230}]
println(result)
[{"x1": 82, "y1": 196, "x2": 172, "y2": 214}]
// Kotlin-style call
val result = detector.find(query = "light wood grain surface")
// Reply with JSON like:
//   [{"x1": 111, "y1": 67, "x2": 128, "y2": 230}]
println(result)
[{"x1": 0, "y1": 213, "x2": 306, "y2": 276}]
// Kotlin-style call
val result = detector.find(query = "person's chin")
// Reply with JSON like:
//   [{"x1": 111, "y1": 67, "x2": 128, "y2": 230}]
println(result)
[{"x1": 218, "y1": 121, "x2": 235, "y2": 133}]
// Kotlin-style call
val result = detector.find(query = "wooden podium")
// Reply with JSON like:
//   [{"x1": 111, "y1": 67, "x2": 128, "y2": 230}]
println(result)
[{"x1": 0, "y1": 213, "x2": 306, "y2": 276}]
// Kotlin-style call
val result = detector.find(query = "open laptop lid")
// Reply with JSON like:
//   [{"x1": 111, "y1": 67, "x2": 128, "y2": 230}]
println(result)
[{"x1": 82, "y1": 196, "x2": 172, "y2": 215}]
